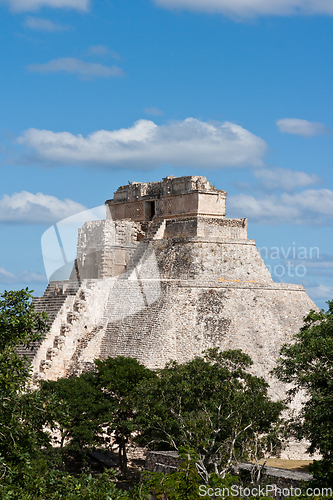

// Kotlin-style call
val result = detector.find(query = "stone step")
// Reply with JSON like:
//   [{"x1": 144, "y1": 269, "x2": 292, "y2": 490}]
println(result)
[
  {"x1": 17, "y1": 280, "x2": 81, "y2": 363},
  {"x1": 125, "y1": 243, "x2": 149, "y2": 276},
  {"x1": 145, "y1": 219, "x2": 165, "y2": 239}
]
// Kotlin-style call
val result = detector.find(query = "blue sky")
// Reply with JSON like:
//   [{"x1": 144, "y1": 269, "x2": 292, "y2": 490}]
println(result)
[{"x1": 1, "y1": 0, "x2": 333, "y2": 309}]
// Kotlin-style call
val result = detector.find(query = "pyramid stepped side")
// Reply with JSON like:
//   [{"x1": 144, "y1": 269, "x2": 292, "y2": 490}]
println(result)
[
  {"x1": 16, "y1": 281, "x2": 80, "y2": 362},
  {"x1": 152, "y1": 237, "x2": 273, "y2": 282},
  {"x1": 30, "y1": 278, "x2": 115, "y2": 381},
  {"x1": 98, "y1": 279, "x2": 315, "y2": 392}
]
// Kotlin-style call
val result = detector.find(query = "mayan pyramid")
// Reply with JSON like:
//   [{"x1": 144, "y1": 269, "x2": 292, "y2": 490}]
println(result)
[{"x1": 28, "y1": 176, "x2": 316, "y2": 416}]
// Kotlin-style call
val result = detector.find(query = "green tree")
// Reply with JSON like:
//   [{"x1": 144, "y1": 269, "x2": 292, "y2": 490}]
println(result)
[
  {"x1": 0, "y1": 288, "x2": 49, "y2": 392},
  {"x1": 0, "y1": 465, "x2": 131, "y2": 500},
  {"x1": 40, "y1": 373, "x2": 112, "y2": 459},
  {"x1": 0, "y1": 289, "x2": 137, "y2": 498},
  {"x1": 274, "y1": 301, "x2": 333, "y2": 485},
  {"x1": 139, "y1": 447, "x2": 240, "y2": 500},
  {"x1": 41, "y1": 356, "x2": 157, "y2": 476},
  {"x1": 137, "y1": 349, "x2": 283, "y2": 483},
  {"x1": 140, "y1": 447, "x2": 206, "y2": 500},
  {"x1": 93, "y1": 356, "x2": 157, "y2": 476},
  {"x1": 0, "y1": 289, "x2": 65, "y2": 475}
]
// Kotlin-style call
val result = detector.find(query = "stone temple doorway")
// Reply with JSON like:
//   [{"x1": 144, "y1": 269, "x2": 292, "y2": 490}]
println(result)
[{"x1": 145, "y1": 200, "x2": 156, "y2": 220}]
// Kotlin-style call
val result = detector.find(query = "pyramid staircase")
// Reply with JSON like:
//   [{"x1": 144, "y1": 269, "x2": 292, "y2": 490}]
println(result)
[
  {"x1": 16, "y1": 281, "x2": 80, "y2": 362},
  {"x1": 124, "y1": 219, "x2": 165, "y2": 278}
]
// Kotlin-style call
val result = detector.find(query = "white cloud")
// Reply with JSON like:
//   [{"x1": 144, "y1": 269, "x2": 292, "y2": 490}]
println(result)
[
  {"x1": 283, "y1": 253, "x2": 333, "y2": 267},
  {"x1": 23, "y1": 16, "x2": 69, "y2": 31},
  {"x1": 27, "y1": 57, "x2": 125, "y2": 78},
  {"x1": 16, "y1": 118, "x2": 267, "y2": 168},
  {"x1": 87, "y1": 45, "x2": 120, "y2": 59},
  {"x1": 276, "y1": 118, "x2": 332, "y2": 137},
  {"x1": 0, "y1": 268, "x2": 17, "y2": 284},
  {"x1": 228, "y1": 188, "x2": 333, "y2": 225},
  {"x1": 144, "y1": 107, "x2": 164, "y2": 116},
  {"x1": 305, "y1": 283, "x2": 333, "y2": 300},
  {"x1": 3, "y1": 0, "x2": 88, "y2": 12},
  {"x1": 286, "y1": 261, "x2": 333, "y2": 270},
  {"x1": 253, "y1": 167, "x2": 322, "y2": 191},
  {"x1": 0, "y1": 268, "x2": 47, "y2": 284},
  {"x1": 0, "y1": 191, "x2": 87, "y2": 224},
  {"x1": 20, "y1": 270, "x2": 47, "y2": 282},
  {"x1": 154, "y1": 0, "x2": 333, "y2": 18}
]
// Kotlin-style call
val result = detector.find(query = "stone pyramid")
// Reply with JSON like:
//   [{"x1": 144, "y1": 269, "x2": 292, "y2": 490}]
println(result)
[{"x1": 30, "y1": 175, "x2": 316, "y2": 415}]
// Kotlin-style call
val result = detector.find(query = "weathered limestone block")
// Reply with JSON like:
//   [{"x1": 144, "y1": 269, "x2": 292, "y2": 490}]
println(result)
[
  {"x1": 47, "y1": 347, "x2": 59, "y2": 359},
  {"x1": 54, "y1": 336, "x2": 66, "y2": 349},
  {"x1": 152, "y1": 239, "x2": 272, "y2": 282},
  {"x1": 60, "y1": 323, "x2": 71, "y2": 336},
  {"x1": 73, "y1": 300, "x2": 85, "y2": 312},
  {"x1": 40, "y1": 360, "x2": 52, "y2": 371},
  {"x1": 67, "y1": 311, "x2": 79, "y2": 324},
  {"x1": 99, "y1": 280, "x2": 315, "y2": 404}
]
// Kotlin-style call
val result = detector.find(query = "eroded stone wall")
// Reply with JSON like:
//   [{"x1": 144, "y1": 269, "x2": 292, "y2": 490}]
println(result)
[
  {"x1": 32, "y1": 216, "x2": 316, "y2": 403},
  {"x1": 152, "y1": 238, "x2": 273, "y2": 282},
  {"x1": 73, "y1": 219, "x2": 140, "y2": 279},
  {"x1": 99, "y1": 280, "x2": 314, "y2": 402}
]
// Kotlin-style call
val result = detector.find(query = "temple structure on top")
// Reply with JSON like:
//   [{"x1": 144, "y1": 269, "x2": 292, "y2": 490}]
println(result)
[
  {"x1": 106, "y1": 176, "x2": 227, "y2": 221},
  {"x1": 73, "y1": 176, "x2": 251, "y2": 281},
  {"x1": 105, "y1": 176, "x2": 247, "y2": 240}
]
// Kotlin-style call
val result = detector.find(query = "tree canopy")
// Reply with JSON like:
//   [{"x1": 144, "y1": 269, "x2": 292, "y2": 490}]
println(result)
[
  {"x1": 40, "y1": 373, "x2": 111, "y2": 453},
  {"x1": 92, "y1": 356, "x2": 157, "y2": 475},
  {"x1": 0, "y1": 288, "x2": 49, "y2": 392},
  {"x1": 41, "y1": 355, "x2": 157, "y2": 475},
  {"x1": 137, "y1": 348, "x2": 284, "y2": 483},
  {"x1": 0, "y1": 289, "x2": 61, "y2": 465},
  {"x1": 274, "y1": 300, "x2": 333, "y2": 485},
  {"x1": 5, "y1": 287, "x2": 331, "y2": 496}
]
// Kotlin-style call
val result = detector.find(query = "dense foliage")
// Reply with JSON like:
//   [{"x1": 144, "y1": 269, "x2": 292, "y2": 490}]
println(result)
[
  {"x1": 274, "y1": 300, "x2": 333, "y2": 485},
  {"x1": 0, "y1": 288, "x2": 49, "y2": 392},
  {"x1": 139, "y1": 447, "x2": 240, "y2": 500},
  {"x1": 136, "y1": 348, "x2": 284, "y2": 482},
  {"x1": 1, "y1": 288, "x2": 332, "y2": 497},
  {"x1": 92, "y1": 356, "x2": 157, "y2": 475},
  {"x1": 0, "y1": 289, "x2": 64, "y2": 469},
  {"x1": 0, "y1": 289, "x2": 137, "y2": 498},
  {"x1": 0, "y1": 466, "x2": 130, "y2": 500},
  {"x1": 40, "y1": 373, "x2": 111, "y2": 454},
  {"x1": 41, "y1": 355, "x2": 157, "y2": 474}
]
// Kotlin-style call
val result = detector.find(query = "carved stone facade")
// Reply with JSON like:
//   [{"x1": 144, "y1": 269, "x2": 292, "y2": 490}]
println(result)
[{"x1": 106, "y1": 175, "x2": 227, "y2": 222}]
